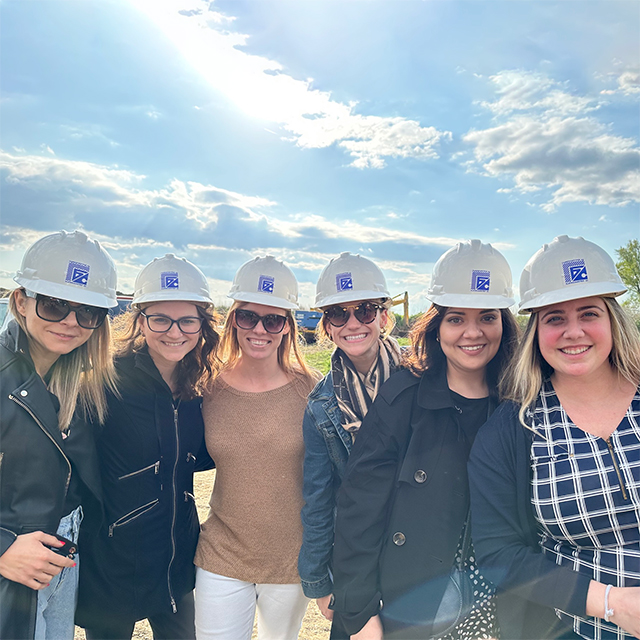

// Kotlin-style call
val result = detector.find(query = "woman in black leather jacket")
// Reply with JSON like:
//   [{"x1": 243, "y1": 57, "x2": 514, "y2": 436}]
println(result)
[
  {"x1": 331, "y1": 240, "x2": 519, "y2": 640},
  {"x1": 76, "y1": 254, "x2": 220, "y2": 640},
  {"x1": 0, "y1": 230, "x2": 118, "y2": 640}
]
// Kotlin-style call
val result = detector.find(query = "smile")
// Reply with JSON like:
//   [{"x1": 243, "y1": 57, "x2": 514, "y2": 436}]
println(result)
[
  {"x1": 459, "y1": 345, "x2": 484, "y2": 352},
  {"x1": 560, "y1": 346, "x2": 591, "y2": 355},
  {"x1": 248, "y1": 338, "x2": 269, "y2": 346},
  {"x1": 344, "y1": 334, "x2": 367, "y2": 342}
]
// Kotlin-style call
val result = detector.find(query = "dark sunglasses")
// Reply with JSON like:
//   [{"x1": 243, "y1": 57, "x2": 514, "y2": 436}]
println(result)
[
  {"x1": 323, "y1": 301, "x2": 383, "y2": 328},
  {"x1": 234, "y1": 308, "x2": 287, "y2": 334},
  {"x1": 140, "y1": 312, "x2": 203, "y2": 334},
  {"x1": 28, "y1": 293, "x2": 108, "y2": 330}
]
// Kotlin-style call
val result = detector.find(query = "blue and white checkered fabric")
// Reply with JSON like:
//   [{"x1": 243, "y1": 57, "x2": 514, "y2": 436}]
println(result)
[{"x1": 530, "y1": 381, "x2": 640, "y2": 640}]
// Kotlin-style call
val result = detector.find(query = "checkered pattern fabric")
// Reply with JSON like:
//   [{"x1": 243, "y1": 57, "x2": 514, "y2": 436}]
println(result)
[{"x1": 530, "y1": 381, "x2": 640, "y2": 640}]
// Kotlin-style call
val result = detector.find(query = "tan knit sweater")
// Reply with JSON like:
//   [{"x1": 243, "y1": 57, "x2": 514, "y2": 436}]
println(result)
[{"x1": 194, "y1": 377, "x2": 312, "y2": 584}]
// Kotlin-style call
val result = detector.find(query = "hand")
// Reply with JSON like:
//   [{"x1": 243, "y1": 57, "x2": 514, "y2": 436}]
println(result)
[
  {"x1": 608, "y1": 586, "x2": 640, "y2": 638},
  {"x1": 350, "y1": 614, "x2": 383, "y2": 640},
  {"x1": 0, "y1": 532, "x2": 75, "y2": 590},
  {"x1": 316, "y1": 594, "x2": 333, "y2": 621}
]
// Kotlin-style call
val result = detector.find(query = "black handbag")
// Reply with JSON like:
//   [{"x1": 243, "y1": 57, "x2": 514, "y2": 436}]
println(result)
[
  {"x1": 430, "y1": 511, "x2": 475, "y2": 637},
  {"x1": 380, "y1": 512, "x2": 475, "y2": 638}
]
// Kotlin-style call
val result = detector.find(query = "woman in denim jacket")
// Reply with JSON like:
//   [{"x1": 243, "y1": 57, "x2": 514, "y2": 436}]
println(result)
[{"x1": 298, "y1": 253, "x2": 402, "y2": 624}]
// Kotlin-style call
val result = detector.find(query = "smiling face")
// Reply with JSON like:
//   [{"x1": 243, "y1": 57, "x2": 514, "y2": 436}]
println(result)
[
  {"x1": 537, "y1": 296, "x2": 613, "y2": 381},
  {"x1": 233, "y1": 302, "x2": 290, "y2": 363},
  {"x1": 438, "y1": 307, "x2": 503, "y2": 378},
  {"x1": 138, "y1": 301, "x2": 202, "y2": 370},
  {"x1": 14, "y1": 289, "x2": 93, "y2": 372},
  {"x1": 325, "y1": 299, "x2": 388, "y2": 373}
]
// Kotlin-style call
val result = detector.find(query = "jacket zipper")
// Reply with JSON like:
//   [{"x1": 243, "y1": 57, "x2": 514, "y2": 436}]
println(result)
[
  {"x1": 606, "y1": 438, "x2": 629, "y2": 501},
  {"x1": 118, "y1": 461, "x2": 160, "y2": 481},
  {"x1": 108, "y1": 499, "x2": 159, "y2": 537},
  {"x1": 9, "y1": 394, "x2": 72, "y2": 496},
  {"x1": 166, "y1": 402, "x2": 180, "y2": 613}
]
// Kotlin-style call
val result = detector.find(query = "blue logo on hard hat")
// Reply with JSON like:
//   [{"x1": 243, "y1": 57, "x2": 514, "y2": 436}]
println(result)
[
  {"x1": 471, "y1": 270, "x2": 490, "y2": 292},
  {"x1": 563, "y1": 259, "x2": 588, "y2": 285},
  {"x1": 161, "y1": 272, "x2": 180, "y2": 289},
  {"x1": 336, "y1": 272, "x2": 353, "y2": 292},
  {"x1": 65, "y1": 261, "x2": 90, "y2": 287},
  {"x1": 259, "y1": 275, "x2": 274, "y2": 294}
]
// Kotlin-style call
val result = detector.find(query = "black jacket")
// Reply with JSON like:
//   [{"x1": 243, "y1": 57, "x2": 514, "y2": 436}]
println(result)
[
  {"x1": 332, "y1": 366, "x2": 481, "y2": 638},
  {"x1": 468, "y1": 401, "x2": 591, "y2": 640},
  {"x1": 76, "y1": 349, "x2": 213, "y2": 627},
  {"x1": 0, "y1": 321, "x2": 101, "y2": 640}
]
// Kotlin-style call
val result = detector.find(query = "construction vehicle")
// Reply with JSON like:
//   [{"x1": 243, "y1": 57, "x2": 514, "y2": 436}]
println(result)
[
  {"x1": 295, "y1": 310, "x2": 323, "y2": 343},
  {"x1": 390, "y1": 291, "x2": 409, "y2": 327}
]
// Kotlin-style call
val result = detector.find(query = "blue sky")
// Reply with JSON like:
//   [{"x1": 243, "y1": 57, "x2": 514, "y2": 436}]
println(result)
[{"x1": 1, "y1": 0, "x2": 638, "y2": 311}]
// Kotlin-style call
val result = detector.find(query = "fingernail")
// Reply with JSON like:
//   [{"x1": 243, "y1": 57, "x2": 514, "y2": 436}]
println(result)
[{"x1": 72, "y1": 563, "x2": 77, "y2": 567}]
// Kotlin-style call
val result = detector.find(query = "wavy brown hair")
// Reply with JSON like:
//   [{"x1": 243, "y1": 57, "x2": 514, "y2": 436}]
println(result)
[
  {"x1": 113, "y1": 303, "x2": 221, "y2": 400},
  {"x1": 404, "y1": 303, "x2": 520, "y2": 397}
]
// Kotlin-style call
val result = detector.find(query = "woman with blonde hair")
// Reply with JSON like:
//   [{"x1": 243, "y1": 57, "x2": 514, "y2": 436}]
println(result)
[
  {"x1": 469, "y1": 235, "x2": 640, "y2": 640},
  {"x1": 194, "y1": 255, "x2": 318, "y2": 640},
  {"x1": 0, "y1": 230, "x2": 118, "y2": 640},
  {"x1": 76, "y1": 254, "x2": 220, "y2": 640}
]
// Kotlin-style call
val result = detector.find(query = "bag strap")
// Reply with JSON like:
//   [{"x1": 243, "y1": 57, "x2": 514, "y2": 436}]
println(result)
[{"x1": 456, "y1": 510, "x2": 472, "y2": 571}]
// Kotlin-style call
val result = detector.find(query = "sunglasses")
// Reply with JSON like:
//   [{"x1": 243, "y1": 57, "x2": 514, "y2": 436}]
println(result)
[
  {"x1": 234, "y1": 308, "x2": 287, "y2": 334},
  {"x1": 28, "y1": 293, "x2": 108, "y2": 330},
  {"x1": 323, "y1": 301, "x2": 383, "y2": 328},
  {"x1": 140, "y1": 312, "x2": 203, "y2": 334}
]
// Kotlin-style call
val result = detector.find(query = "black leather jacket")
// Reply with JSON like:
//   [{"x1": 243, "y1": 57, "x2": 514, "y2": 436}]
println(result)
[
  {"x1": 76, "y1": 349, "x2": 213, "y2": 627},
  {"x1": 0, "y1": 321, "x2": 101, "y2": 640}
]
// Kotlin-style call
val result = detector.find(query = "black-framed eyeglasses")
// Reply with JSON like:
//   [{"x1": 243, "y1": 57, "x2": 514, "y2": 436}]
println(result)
[
  {"x1": 323, "y1": 301, "x2": 383, "y2": 328},
  {"x1": 27, "y1": 293, "x2": 109, "y2": 330},
  {"x1": 234, "y1": 308, "x2": 287, "y2": 334},
  {"x1": 140, "y1": 312, "x2": 203, "y2": 334}
]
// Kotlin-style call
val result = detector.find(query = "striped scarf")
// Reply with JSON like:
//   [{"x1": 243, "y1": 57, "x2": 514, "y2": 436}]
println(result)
[{"x1": 331, "y1": 336, "x2": 403, "y2": 441}]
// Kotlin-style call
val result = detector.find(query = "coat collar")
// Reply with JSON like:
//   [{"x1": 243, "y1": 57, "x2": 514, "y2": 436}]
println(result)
[{"x1": 416, "y1": 365, "x2": 455, "y2": 411}]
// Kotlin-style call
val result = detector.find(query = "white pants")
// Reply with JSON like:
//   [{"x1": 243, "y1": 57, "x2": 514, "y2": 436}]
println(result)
[{"x1": 195, "y1": 568, "x2": 309, "y2": 640}]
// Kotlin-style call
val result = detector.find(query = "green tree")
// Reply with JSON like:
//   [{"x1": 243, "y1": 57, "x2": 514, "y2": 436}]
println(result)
[{"x1": 616, "y1": 239, "x2": 640, "y2": 308}]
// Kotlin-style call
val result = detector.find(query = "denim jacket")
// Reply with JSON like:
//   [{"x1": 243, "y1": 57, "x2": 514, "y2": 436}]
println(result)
[{"x1": 298, "y1": 372, "x2": 352, "y2": 598}]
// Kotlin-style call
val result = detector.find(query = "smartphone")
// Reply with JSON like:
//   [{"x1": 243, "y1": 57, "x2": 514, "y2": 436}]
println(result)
[{"x1": 48, "y1": 534, "x2": 78, "y2": 559}]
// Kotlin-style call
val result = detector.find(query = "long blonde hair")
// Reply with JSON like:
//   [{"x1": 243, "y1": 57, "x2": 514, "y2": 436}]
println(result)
[
  {"x1": 219, "y1": 301, "x2": 316, "y2": 390},
  {"x1": 9, "y1": 289, "x2": 117, "y2": 431},
  {"x1": 112, "y1": 303, "x2": 222, "y2": 400},
  {"x1": 501, "y1": 297, "x2": 640, "y2": 428}
]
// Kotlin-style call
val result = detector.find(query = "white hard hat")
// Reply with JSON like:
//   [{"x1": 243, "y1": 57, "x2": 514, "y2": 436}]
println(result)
[
  {"x1": 228, "y1": 255, "x2": 298, "y2": 309},
  {"x1": 14, "y1": 230, "x2": 118, "y2": 308},
  {"x1": 132, "y1": 254, "x2": 212, "y2": 307},
  {"x1": 314, "y1": 252, "x2": 390, "y2": 308},
  {"x1": 427, "y1": 239, "x2": 515, "y2": 309},
  {"x1": 519, "y1": 235, "x2": 626, "y2": 313}
]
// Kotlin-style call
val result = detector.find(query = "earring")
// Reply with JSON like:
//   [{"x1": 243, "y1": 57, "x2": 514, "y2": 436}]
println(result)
[{"x1": 436, "y1": 335, "x2": 440, "y2": 342}]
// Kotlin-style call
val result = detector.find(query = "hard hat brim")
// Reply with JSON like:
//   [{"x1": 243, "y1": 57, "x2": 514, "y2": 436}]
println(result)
[
  {"x1": 316, "y1": 290, "x2": 390, "y2": 308},
  {"x1": 518, "y1": 282, "x2": 626, "y2": 313},
  {"x1": 14, "y1": 276, "x2": 117, "y2": 308},
  {"x1": 133, "y1": 291, "x2": 213, "y2": 306},
  {"x1": 228, "y1": 291, "x2": 298, "y2": 310},
  {"x1": 426, "y1": 293, "x2": 515, "y2": 309}
]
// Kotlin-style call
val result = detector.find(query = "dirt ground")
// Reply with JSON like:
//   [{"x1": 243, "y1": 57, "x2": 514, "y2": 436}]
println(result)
[{"x1": 74, "y1": 468, "x2": 330, "y2": 640}]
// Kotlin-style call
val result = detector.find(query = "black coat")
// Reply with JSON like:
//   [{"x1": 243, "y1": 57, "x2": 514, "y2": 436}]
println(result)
[
  {"x1": 332, "y1": 366, "x2": 482, "y2": 638},
  {"x1": 0, "y1": 321, "x2": 101, "y2": 640},
  {"x1": 76, "y1": 350, "x2": 213, "y2": 627}
]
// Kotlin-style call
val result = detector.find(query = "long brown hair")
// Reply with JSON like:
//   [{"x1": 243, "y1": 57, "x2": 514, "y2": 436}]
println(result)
[
  {"x1": 113, "y1": 303, "x2": 221, "y2": 400},
  {"x1": 219, "y1": 301, "x2": 316, "y2": 389},
  {"x1": 9, "y1": 289, "x2": 117, "y2": 431},
  {"x1": 404, "y1": 303, "x2": 520, "y2": 397}
]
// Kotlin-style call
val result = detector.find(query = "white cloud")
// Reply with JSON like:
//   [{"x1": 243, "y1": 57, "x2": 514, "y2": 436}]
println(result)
[
  {"x1": 129, "y1": 0, "x2": 450, "y2": 168},
  {"x1": 464, "y1": 69, "x2": 640, "y2": 211},
  {"x1": 600, "y1": 68, "x2": 640, "y2": 96}
]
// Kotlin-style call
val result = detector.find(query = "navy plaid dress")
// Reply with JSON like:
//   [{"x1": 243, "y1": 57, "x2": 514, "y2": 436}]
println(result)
[{"x1": 530, "y1": 381, "x2": 640, "y2": 640}]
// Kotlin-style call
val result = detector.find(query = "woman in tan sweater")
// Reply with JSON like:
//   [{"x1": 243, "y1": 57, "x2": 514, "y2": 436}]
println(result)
[{"x1": 194, "y1": 256, "x2": 318, "y2": 640}]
